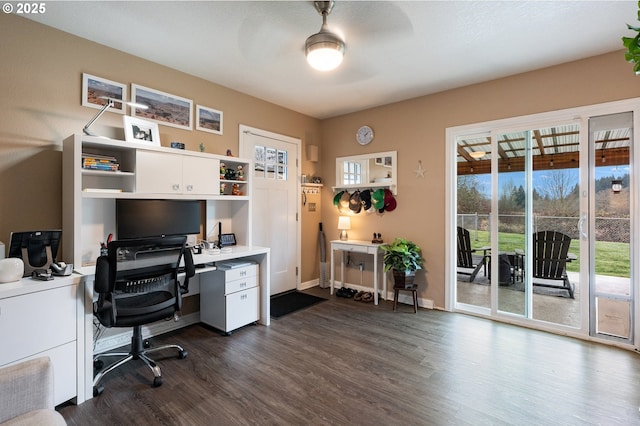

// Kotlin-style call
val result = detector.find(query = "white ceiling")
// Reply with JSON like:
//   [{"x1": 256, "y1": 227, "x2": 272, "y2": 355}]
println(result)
[{"x1": 26, "y1": 1, "x2": 638, "y2": 119}]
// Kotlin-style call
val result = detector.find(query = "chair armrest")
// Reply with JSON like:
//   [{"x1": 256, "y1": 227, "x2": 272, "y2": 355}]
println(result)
[{"x1": 0, "y1": 357, "x2": 54, "y2": 423}]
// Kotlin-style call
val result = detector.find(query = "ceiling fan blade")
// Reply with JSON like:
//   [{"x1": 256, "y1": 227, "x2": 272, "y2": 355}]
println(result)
[{"x1": 332, "y1": 1, "x2": 414, "y2": 45}]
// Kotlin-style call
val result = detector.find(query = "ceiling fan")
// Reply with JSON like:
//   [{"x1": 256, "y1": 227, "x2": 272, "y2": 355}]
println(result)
[{"x1": 305, "y1": 1, "x2": 345, "y2": 71}]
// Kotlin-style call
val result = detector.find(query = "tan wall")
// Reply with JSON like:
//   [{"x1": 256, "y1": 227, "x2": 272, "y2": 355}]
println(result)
[
  {"x1": 320, "y1": 50, "x2": 640, "y2": 308},
  {"x1": 0, "y1": 14, "x2": 321, "y2": 283}
]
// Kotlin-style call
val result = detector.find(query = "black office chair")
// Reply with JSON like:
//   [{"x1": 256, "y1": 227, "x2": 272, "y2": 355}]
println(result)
[{"x1": 92, "y1": 235, "x2": 195, "y2": 396}]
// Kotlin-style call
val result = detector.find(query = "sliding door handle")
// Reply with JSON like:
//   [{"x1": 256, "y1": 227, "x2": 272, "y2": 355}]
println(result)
[{"x1": 578, "y1": 214, "x2": 587, "y2": 240}]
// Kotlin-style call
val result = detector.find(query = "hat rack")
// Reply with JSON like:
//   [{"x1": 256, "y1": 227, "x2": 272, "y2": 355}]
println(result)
[{"x1": 333, "y1": 187, "x2": 397, "y2": 214}]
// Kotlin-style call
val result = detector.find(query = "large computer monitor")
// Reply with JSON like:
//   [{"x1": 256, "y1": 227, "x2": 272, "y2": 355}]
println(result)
[
  {"x1": 8, "y1": 230, "x2": 61, "y2": 276},
  {"x1": 116, "y1": 199, "x2": 201, "y2": 240}
]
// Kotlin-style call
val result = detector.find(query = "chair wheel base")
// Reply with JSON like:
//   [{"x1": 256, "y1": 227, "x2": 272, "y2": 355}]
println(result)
[
  {"x1": 178, "y1": 350, "x2": 188, "y2": 359},
  {"x1": 93, "y1": 359, "x2": 104, "y2": 370},
  {"x1": 153, "y1": 376, "x2": 163, "y2": 387},
  {"x1": 93, "y1": 385, "x2": 104, "y2": 397}
]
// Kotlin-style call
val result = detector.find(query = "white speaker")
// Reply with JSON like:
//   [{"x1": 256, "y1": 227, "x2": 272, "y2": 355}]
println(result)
[{"x1": 0, "y1": 258, "x2": 24, "y2": 283}]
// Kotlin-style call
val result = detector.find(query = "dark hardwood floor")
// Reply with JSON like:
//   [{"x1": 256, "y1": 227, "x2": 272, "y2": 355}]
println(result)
[{"x1": 59, "y1": 287, "x2": 640, "y2": 425}]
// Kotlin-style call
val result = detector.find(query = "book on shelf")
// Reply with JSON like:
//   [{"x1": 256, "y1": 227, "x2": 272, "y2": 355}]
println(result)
[
  {"x1": 83, "y1": 188, "x2": 123, "y2": 193},
  {"x1": 82, "y1": 164, "x2": 120, "y2": 171},
  {"x1": 82, "y1": 152, "x2": 118, "y2": 161},
  {"x1": 82, "y1": 152, "x2": 120, "y2": 171}
]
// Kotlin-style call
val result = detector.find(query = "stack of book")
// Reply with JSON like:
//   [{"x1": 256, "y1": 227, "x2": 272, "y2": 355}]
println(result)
[{"x1": 82, "y1": 153, "x2": 119, "y2": 171}]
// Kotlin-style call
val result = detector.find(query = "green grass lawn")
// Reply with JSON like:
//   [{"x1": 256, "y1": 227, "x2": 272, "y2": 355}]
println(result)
[{"x1": 468, "y1": 230, "x2": 630, "y2": 277}]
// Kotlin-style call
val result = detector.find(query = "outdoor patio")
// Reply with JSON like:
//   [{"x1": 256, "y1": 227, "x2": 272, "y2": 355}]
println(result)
[{"x1": 457, "y1": 272, "x2": 630, "y2": 334}]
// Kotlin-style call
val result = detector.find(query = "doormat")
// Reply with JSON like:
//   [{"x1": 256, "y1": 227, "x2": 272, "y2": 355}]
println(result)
[{"x1": 270, "y1": 291, "x2": 326, "y2": 319}]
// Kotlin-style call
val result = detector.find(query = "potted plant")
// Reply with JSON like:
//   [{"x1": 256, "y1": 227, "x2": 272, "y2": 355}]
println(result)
[
  {"x1": 381, "y1": 237, "x2": 424, "y2": 288},
  {"x1": 622, "y1": 1, "x2": 640, "y2": 74}
]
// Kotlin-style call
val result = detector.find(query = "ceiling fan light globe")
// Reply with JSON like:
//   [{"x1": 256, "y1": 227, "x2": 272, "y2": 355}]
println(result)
[
  {"x1": 305, "y1": 32, "x2": 344, "y2": 71},
  {"x1": 307, "y1": 47, "x2": 343, "y2": 71}
]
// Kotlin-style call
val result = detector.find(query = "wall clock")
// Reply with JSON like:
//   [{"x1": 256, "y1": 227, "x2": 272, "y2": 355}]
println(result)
[{"x1": 356, "y1": 125, "x2": 374, "y2": 145}]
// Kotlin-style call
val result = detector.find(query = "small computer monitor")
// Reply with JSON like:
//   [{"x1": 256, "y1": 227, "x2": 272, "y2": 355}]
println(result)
[{"x1": 8, "y1": 230, "x2": 62, "y2": 274}]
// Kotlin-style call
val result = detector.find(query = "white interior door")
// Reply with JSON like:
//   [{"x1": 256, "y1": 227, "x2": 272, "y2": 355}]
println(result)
[{"x1": 240, "y1": 125, "x2": 300, "y2": 295}]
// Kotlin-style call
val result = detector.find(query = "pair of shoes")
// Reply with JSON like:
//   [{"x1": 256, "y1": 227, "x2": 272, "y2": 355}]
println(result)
[
  {"x1": 360, "y1": 291, "x2": 373, "y2": 303},
  {"x1": 354, "y1": 291, "x2": 365, "y2": 301},
  {"x1": 336, "y1": 287, "x2": 357, "y2": 298},
  {"x1": 336, "y1": 287, "x2": 348, "y2": 297}
]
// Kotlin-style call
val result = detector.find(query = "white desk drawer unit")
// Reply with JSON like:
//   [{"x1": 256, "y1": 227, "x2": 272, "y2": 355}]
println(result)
[
  {"x1": 200, "y1": 262, "x2": 259, "y2": 334},
  {"x1": 0, "y1": 276, "x2": 82, "y2": 405}
]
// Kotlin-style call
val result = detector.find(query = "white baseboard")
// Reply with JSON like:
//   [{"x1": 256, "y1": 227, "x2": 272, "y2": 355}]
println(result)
[
  {"x1": 393, "y1": 290, "x2": 435, "y2": 310},
  {"x1": 319, "y1": 280, "x2": 434, "y2": 309},
  {"x1": 94, "y1": 312, "x2": 200, "y2": 354},
  {"x1": 299, "y1": 278, "x2": 319, "y2": 290}
]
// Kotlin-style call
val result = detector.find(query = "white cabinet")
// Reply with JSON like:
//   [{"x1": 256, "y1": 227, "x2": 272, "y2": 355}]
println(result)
[
  {"x1": 200, "y1": 262, "x2": 259, "y2": 333},
  {"x1": 0, "y1": 275, "x2": 84, "y2": 405},
  {"x1": 136, "y1": 150, "x2": 220, "y2": 195},
  {"x1": 63, "y1": 134, "x2": 253, "y2": 268}
]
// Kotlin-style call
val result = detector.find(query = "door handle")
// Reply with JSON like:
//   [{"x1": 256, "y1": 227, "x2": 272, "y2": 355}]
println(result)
[{"x1": 578, "y1": 214, "x2": 587, "y2": 240}]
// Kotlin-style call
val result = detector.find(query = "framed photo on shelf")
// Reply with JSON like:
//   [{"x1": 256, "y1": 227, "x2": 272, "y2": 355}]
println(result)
[
  {"x1": 375, "y1": 157, "x2": 383, "y2": 165},
  {"x1": 123, "y1": 116, "x2": 161, "y2": 146},
  {"x1": 196, "y1": 104, "x2": 223, "y2": 135},
  {"x1": 81, "y1": 73, "x2": 126, "y2": 114},
  {"x1": 131, "y1": 84, "x2": 193, "y2": 130}
]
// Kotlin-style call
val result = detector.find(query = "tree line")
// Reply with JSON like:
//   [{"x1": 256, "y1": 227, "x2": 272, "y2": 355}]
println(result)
[{"x1": 458, "y1": 171, "x2": 629, "y2": 218}]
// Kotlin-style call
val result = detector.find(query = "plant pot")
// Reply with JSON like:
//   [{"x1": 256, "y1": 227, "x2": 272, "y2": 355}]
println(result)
[{"x1": 392, "y1": 269, "x2": 416, "y2": 288}]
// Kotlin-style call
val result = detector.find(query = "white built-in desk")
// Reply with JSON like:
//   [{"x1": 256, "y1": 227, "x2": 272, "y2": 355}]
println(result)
[
  {"x1": 61, "y1": 134, "x2": 270, "y2": 402},
  {"x1": 330, "y1": 240, "x2": 387, "y2": 305}
]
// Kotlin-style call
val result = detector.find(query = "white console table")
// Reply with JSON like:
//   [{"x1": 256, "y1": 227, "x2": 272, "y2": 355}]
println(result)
[{"x1": 330, "y1": 240, "x2": 387, "y2": 305}]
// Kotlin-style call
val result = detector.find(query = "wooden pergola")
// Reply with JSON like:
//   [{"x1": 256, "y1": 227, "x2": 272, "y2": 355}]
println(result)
[{"x1": 457, "y1": 126, "x2": 630, "y2": 176}]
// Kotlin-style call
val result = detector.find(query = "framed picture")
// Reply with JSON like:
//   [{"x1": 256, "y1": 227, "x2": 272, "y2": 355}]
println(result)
[
  {"x1": 131, "y1": 84, "x2": 192, "y2": 130},
  {"x1": 81, "y1": 73, "x2": 126, "y2": 114},
  {"x1": 375, "y1": 157, "x2": 383, "y2": 165},
  {"x1": 123, "y1": 116, "x2": 161, "y2": 146},
  {"x1": 196, "y1": 104, "x2": 223, "y2": 135}
]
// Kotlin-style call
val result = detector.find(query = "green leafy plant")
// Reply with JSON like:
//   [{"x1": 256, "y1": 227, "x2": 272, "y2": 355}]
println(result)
[
  {"x1": 381, "y1": 237, "x2": 424, "y2": 272},
  {"x1": 622, "y1": 1, "x2": 640, "y2": 74}
]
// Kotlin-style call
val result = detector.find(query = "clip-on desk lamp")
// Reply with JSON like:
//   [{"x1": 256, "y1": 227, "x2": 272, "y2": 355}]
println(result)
[{"x1": 83, "y1": 97, "x2": 148, "y2": 136}]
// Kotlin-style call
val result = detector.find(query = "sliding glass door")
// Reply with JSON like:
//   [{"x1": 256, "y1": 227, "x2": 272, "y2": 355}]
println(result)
[
  {"x1": 450, "y1": 100, "x2": 636, "y2": 346},
  {"x1": 589, "y1": 113, "x2": 633, "y2": 344}
]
